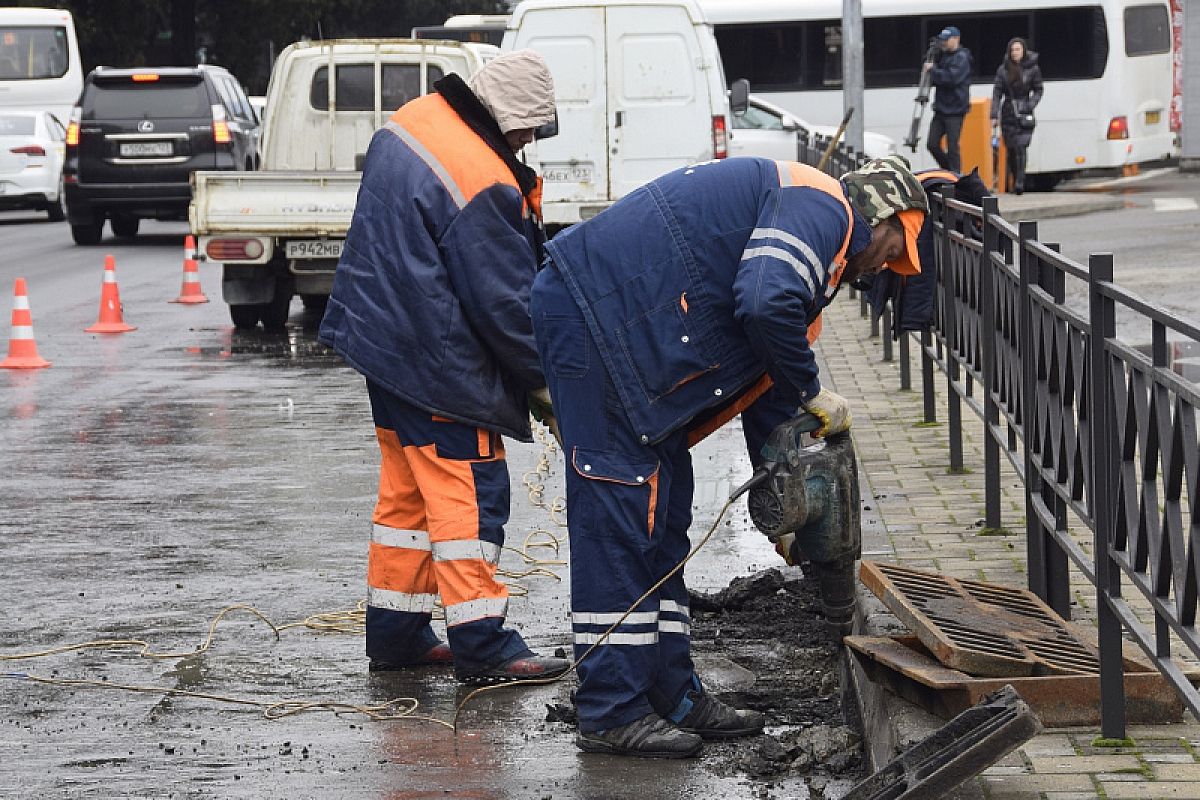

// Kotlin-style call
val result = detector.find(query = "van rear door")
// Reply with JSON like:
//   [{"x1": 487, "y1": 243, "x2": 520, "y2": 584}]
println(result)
[
  {"x1": 519, "y1": 6, "x2": 608, "y2": 209},
  {"x1": 606, "y1": 4, "x2": 712, "y2": 198}
]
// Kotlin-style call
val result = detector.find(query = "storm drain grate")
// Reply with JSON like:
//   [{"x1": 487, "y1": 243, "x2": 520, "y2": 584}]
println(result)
[{"x1": 860, "y1": 561, "x2": 1100, "y2": 678}]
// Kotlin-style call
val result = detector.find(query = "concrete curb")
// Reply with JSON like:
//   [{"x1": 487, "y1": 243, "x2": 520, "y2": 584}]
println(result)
[{"x1": 996, "y1": 191, "x2": 1124, "y2": 221}]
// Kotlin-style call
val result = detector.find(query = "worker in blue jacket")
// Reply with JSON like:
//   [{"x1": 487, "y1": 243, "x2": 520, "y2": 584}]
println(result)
[
  {"x1": 319, "y1": 50, "x2": 569, "y2": 685},
  {"x1": 531, "y1": 156, "x2": 929, "y2": 758}
]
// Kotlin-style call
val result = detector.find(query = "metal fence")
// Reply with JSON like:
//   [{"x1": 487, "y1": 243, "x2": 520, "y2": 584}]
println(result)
[{"x1": 860, "y1": 190, "x2": 1200, "y2": 736}]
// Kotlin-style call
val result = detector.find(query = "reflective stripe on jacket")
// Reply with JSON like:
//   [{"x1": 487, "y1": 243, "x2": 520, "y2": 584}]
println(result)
[
  {"x1": 544, "y1": 157, "x2": 871, "y2": 446},
  {"x1": 319, "y1": 77, "x2": 546, "y2": 441}
]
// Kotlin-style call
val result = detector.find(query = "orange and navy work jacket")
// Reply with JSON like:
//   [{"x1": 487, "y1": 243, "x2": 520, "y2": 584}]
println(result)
[
  {"x1": 544, "y1": 157, "x2": 872, "y2": 447},
  {"x1": 320, "y1": 75, "x2": 546, "y2": 442}
]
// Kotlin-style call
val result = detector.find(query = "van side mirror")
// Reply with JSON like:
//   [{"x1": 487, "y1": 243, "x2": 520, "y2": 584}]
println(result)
[
  {"x1": 730, "y1": 78, "x2": 750, "y2": 117},
  {"x1": 535, "y1": 110, "x2": 559, "y2": 140}
]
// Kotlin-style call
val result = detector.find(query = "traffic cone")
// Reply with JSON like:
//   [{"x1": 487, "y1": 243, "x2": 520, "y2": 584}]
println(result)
[
  {"x1": 1, "y1": 278, "x2": 50, "y2": 369},
  {"x1": 85, "y1": 254, "x2": 136, "y2": 333},
  {"x1": 170, "y1": 235, "x2": 208, "y2": 304}
]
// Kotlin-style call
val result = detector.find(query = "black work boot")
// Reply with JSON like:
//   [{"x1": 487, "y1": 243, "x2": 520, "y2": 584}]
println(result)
[
  {"x1": 457, "y1": 652, "x2": 570, "y2": 686},
  {"x1": 576, "y1": 712, "x2": 703, "y2": 759},
  {"x1": 675, "y1": 692, "x2": 765, "y2": 740}
]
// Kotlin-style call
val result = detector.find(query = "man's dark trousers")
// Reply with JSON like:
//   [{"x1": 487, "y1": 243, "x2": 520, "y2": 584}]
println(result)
[{"x1": 927, "y1": 113, "x2": 964, "y2": 172}]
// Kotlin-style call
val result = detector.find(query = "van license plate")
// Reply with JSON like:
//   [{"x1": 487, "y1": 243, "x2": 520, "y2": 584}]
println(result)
[
  {"x1": 286, "y1": 240, "x2": 343, "y2": 259},
  {"x1": 119, "y1": 141, "x2": 172, "y2": 157},
  {"x1": 542, "y1": 163, "x2": 594, "y2": 183},
  {"x1": 1145, "y1": 110, "x2": 1161, "y2": 125}
]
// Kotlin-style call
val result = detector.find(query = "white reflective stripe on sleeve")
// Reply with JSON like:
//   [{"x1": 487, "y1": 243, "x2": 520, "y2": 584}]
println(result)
[
  {"x1": 572, "y1": 611, "x2": 659, "y2": 626},
  {"x1": 776, "y1": 161, "x2": 794, "y2": 187},
  {"x1": 432, "y1": 539, "x2": 502, "y2": 564},
  {"x1": 444, "y1": 597, "x2": 509, "y2": 626},
  {"x1": 367, "y1": 586, "x2": 438, "y2": 614},
  {"x1": 371, "y1": 525, "x2": 430, "y2": 551},
  {"x1": 384, "y1": 121, "x2": 467, "y2": 209},
  {"x1": 750, "y1": 227, "x2": 825, "y2": 281},
  {"x1": 741, "y1": 247, "x2": 815, "y2": 295},
  {"x1": 574, "y1": 631, "x2": 659, "y2": 646},
  {"x1": 659, "y1": 600, "x2": 690, "y2": 618},
  {"x1": 659, "y1": 620, "x2": 691, "y2": 635}
]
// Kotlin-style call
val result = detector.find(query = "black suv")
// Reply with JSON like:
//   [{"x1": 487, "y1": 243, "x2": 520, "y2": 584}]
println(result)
[{"x1": 64, "y1": 65, "x2": 259, "y2": 245}]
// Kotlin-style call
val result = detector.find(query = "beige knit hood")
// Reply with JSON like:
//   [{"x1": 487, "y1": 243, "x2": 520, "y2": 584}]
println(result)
[{"x1": 467, "y1": 49, "x2": 556, "y2": 134}]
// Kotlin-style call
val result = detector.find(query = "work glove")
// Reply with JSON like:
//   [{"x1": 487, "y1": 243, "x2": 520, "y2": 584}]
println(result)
[
  {"x1": 528, "y1": 387, "x2": 562, "y2": 447},
  {"x1": 802, "y1": 388, "x2": 852, "y2": 438}
]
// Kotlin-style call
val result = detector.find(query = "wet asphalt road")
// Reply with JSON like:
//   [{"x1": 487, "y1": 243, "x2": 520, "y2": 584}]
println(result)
[{"x1": 0, "y1": 213, "x2": 797, "y2": 798}]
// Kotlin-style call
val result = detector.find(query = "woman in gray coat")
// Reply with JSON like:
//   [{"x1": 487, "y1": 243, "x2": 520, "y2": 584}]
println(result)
[{"x1": 991, "y1": 37, "x2": 1044, "y2": 194}]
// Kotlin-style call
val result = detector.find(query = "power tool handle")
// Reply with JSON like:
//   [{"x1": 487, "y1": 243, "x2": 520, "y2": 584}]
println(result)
[{"x1": 793, "y1": 410, "x2": 823, "y2": 434}]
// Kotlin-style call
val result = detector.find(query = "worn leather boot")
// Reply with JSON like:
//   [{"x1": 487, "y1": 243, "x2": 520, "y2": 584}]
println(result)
[
  {"x1": 369, "y1": 642, "x2": 454, "y2": 671},
  {"x1": 675, "y1": 692, "x2": 765, "y2": 740},
  {"x1": 458, "y1": 652, "x2": 570, "y2": 686},
  {"x1": 576, "y1": 712, "x2": 704, "y2": 758}
]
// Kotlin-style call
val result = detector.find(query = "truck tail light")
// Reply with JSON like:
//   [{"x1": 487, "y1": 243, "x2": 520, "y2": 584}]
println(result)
[
  {"x1": 712, "y1": 116, "x2": 728, "y2": 159},
  {"x1": 66, "y1": 107, "x2": 81, "y2": 147},
  {"x1": 212, "y1": 105, "x2": 232, "y2": 146},
  {"x1": 1107, "y1": 116, "x2": 1129, "y2": 140},
  {"x1": 206, "y1": 238, "x2": 265, "y2": 261},
  {"x1": 10, "y1": 145, "x2": 46, "y2": 156}
]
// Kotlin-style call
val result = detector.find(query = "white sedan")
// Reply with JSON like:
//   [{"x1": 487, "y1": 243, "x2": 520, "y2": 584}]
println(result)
[
  {"x1": 731, "y1": 94, "x2": 896, "y2": 162},
  {"x1": 0, "y1": 111, "x2": 67, "y2": 221}
]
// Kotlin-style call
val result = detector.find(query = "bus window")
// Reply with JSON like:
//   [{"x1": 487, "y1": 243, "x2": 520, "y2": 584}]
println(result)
[
  {"x1": 1124, "y1": 4, "x2": 1170, "y2": 56},
  {"x1": 864, "y1": 15, "x2": 923, "y2": 88},
  {"x1": 0, "y1": 26, "x2": 69, "y2": 80},
  {"x1": 1034, "y1": 8, "x2": 1109, "y2": 78},
  {"x1": 715, "y1": 23, "x2": 807, "y2": 90}
]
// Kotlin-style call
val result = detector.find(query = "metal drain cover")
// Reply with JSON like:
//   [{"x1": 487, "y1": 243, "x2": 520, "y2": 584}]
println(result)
[{"x1": 860, "y1": 561, "x2": 1100, "y2": 678}]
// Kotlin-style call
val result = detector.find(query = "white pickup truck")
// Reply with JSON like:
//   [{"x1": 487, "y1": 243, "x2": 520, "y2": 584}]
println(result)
[{"x1": 189, "y1": 38, "x2": 496, "y2": 329}]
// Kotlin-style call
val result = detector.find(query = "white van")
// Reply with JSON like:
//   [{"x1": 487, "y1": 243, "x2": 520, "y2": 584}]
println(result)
[
  {"x1": 503, "y1": 0, "x2": 731, "y2": 228},
  {"x1": 0, "y1": 7, "x2": 83, "y2": 125}
]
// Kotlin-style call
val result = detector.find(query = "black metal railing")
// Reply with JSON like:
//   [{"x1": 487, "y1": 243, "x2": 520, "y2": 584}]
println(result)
[{"x1": 853, "y1": 187, "x2": 1200, "y2": 736}]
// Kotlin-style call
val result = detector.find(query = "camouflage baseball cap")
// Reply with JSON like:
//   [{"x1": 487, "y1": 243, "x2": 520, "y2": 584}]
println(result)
[{"x1": 841, "y1": 155, "x2": 930, "y2": 275}]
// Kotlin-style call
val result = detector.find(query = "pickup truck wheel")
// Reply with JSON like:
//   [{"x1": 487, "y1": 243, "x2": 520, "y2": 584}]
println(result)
[
  {"x1": 259, "y1": 276, "x2": 295, "y2": 331},
  {"x1": 71, "y1": 220, "x2": 104, "y2": 245},
  {"x1": 111, "y1": 215, "x2": 140, "y2": 239},
  {"x1": 229, "y1": 304, "x2": 261, "y2": 329}
]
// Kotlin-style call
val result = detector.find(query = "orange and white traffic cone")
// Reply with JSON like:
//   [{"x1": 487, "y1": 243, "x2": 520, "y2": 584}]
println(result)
[
  {"x1": 1, "y1": 278, "x2": 51, "y2": 369},
  {"x1": 171, "y1": 235, "x2": 208, "y2": 304},
  {"x1": 85, "y1": 254, "x2": 136, "y2": 334}
]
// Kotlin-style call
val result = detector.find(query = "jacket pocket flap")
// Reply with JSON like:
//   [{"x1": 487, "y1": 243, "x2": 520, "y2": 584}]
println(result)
[{"x1": 572, "y1": 447, "x2": 659, "y2": 486}]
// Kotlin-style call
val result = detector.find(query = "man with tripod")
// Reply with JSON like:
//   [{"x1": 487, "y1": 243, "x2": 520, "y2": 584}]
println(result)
[{"x1": 923, "y1": 26, "x2": 972, "y2": 172}]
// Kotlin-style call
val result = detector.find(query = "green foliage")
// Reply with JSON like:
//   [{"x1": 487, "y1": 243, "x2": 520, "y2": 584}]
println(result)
[{"x1": 12, "y1": 0, "x2": 507, "y2": 92}]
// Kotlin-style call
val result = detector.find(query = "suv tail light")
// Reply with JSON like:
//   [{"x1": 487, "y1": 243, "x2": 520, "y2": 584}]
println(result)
[
  {"x1": 206, "y1": 238, "x2": 265, "y2": 261},
  {"x1": 10, "y1": 145, "x2": 46, "y2": 156},
  {"x1": 712, "y1": 116, "x2": 728, "y2": 159},
  {"x1": 1107, "y1": 116, "x2": 1129, "y2": 140},
  {"x1": 66, "y1": 107, "x2": 81, "y2": 147},
  {"x1": 212, "y1": 104, "x2": 232, "y2": 146}
]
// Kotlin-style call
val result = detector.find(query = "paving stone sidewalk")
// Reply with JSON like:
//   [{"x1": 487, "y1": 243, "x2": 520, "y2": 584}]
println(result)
[{"x1": 816, "y1": 294, "x2": 1200, "y2": 800}]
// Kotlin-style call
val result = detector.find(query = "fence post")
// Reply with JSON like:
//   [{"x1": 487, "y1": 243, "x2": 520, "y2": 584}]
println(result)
[
  {"x1": 941, "y1": 193, "x2": 964, "y2": 472},
  {"x1": 1087, "y1": 252, "x2": 1127, "y2": 738},
  {"x1": 881, "y1": 307, "x2": 894, "y2": 361},
  {"x1": 899, "y1": 332, "x2": 912, "y2": 390},
  {"x1": 921, "y1": 329, "x2": 937, "y2": 422},
  {"x1": 980, "y1": 197, "x2": 1002, "y2": 531}
]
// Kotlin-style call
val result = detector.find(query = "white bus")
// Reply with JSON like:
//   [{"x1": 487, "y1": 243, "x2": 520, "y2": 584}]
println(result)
[
  {"x1": 700, "y1": 0, "x2": 1175, "y2": 188},
  {"x1": 0, "y1": 7, "x2": 82, "y2": 125}
]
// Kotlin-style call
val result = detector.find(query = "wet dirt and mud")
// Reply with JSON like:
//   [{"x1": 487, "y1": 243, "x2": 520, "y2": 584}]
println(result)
[{"x1": 1, "y1": 221, "x2": 860, "y2": 798}]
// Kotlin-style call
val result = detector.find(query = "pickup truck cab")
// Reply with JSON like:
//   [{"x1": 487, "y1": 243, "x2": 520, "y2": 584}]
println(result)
[{"x1": 189, "y1": 39, "x2": 496, "y2": 330}]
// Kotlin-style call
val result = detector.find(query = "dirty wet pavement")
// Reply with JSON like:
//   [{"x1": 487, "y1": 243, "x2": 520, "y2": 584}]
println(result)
[{"x1": 0, "y1": 220, "x2": 860, "y2": 798}]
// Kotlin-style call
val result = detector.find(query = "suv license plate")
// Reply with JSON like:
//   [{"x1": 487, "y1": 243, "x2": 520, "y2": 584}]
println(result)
[
  {"x1": 286, "y1": 240, "x2": 343, "y2": 259},
  {"x1": 119, "y1": 141, "x2": 173, "y2": 157}
]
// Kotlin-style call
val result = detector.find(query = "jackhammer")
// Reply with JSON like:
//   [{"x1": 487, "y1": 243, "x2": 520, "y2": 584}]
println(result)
[{"x1": 731, "y1": 412, "x2": 861, "y2": 637}]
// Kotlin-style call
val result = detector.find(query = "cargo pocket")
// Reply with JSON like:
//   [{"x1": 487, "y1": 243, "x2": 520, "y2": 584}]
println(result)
[
  {"x1": 536, "y1": 312, "x2": 589, "y2": 379},
  {"x1": 431, "y1": 417, "x2": 504, "y2": 462},
  {"x1": 571, "y1": 447, "x2": 661, "y2": 539},
  {"x1": 620, "y1": 300, "x2": 717, "y2": 401}
]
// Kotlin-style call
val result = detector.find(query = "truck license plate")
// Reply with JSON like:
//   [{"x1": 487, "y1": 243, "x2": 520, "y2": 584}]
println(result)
[
  {"x1": 542, "y1": 163, "x2": 594, "y2": 183},
  {"x1": 286, "y1": 239, "x2": 343, "y2": 259},
  {"x1": 119, "y1": 141, "x2": 172, "y2": 157}
]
